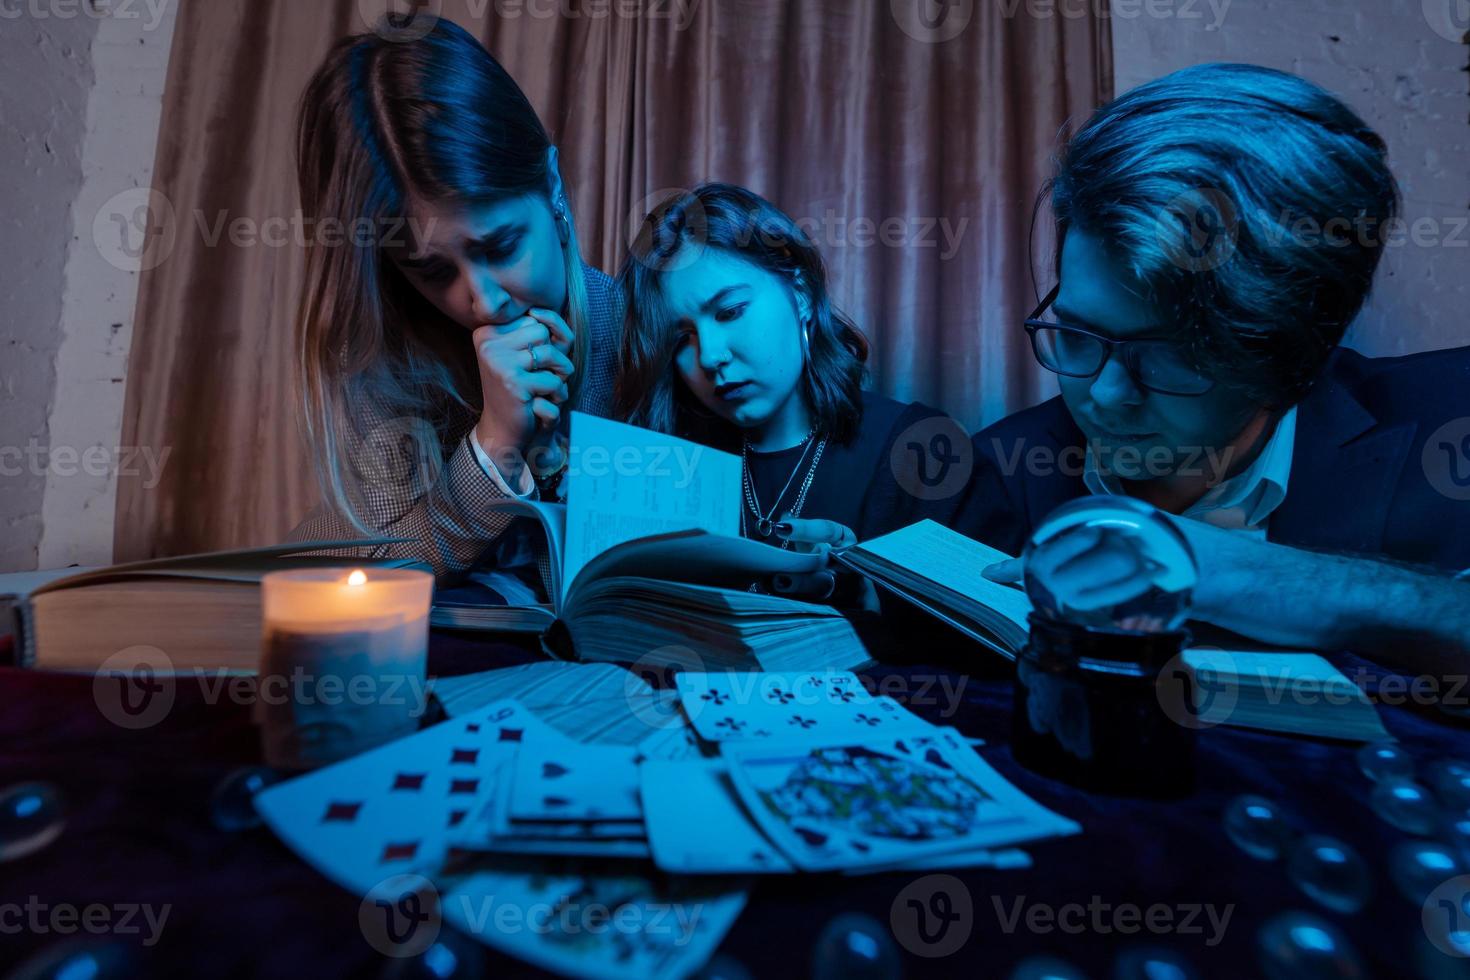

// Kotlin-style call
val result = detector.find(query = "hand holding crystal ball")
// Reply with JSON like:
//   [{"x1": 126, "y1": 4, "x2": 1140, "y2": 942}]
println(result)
[{"x1": 1021, "y1": 497, "x2": 1198, "y2": 632}]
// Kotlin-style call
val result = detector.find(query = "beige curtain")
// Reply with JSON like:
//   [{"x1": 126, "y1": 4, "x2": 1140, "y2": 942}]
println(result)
[{"x1": 115, "y1": 0, "x2": 1111, "y2": 561}]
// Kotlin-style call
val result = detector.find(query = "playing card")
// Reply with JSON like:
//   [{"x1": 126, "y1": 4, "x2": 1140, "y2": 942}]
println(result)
[
  {"x1": 642, "y1": 759, "x2": 793, "y2": 874},
  {"x1": 721, "y1": 731, "x2": 1078, "y2": 871},
  {"x1": 674, "y1": 671, "x2": 933, "y2": 744},
  {"x1": 254, "y1": 699, "x2": 572, "y2": 894},
  {"x1": 433, "y1": 662, "x2": 682, "y2": 747},
  {"x1": 841, "y1": 846, "x2": 1033, "y2": 876},
  {"x1": 498, "y1": 819, "x2": 647, "y2": 841},
  {"x1": 635, "y1": 714, "x2": 707, "y2": 762},
  {"x1": 432, "y1": 662, "x2": 653, "y2": 717},
  {"x1": 439, "y1": 864, "x2": 749, "y2": 980},
  {"x1": 470, "y1": 837, "x2": 654, "y2": 859},
  {"x1": 508, "y1": 744, "x2": 644, "y2": 822}
]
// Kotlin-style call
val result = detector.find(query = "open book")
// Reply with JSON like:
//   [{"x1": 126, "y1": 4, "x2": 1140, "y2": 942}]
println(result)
[
  {"x1": 437, "y1": 413, "x2": 870, "y2": 673},
  {"x1": 836, "y1": 519, "x2": 1034, "y2": 660},
  {"x1": 4, "y1": 541, "x2": 422, "y2": 672}
]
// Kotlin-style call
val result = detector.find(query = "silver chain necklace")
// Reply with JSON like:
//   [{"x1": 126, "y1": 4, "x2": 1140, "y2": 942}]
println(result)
[{"x1": 741, "y1": 428, "x2": 829, "y2": 549}]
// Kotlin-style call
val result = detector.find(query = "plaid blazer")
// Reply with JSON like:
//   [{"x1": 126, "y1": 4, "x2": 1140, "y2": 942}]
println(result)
[{"x1": 289, "y1": 265, "x2": 625, "y2": 585}]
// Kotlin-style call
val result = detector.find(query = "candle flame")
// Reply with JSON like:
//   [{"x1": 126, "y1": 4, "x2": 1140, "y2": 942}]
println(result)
[{"x1": 347, "y1": 569, "x2": 368, "y2": 587}]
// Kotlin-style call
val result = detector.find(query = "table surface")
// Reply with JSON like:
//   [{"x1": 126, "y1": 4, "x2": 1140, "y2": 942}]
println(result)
[{"x1": 2, "y1": 627, "x2": 1467, "y2": 980}]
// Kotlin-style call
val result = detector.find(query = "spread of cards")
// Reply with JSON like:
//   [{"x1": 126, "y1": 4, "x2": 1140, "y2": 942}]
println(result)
[{"x1": 254, "y1": 664, "x2": 1079, "y2": 979}]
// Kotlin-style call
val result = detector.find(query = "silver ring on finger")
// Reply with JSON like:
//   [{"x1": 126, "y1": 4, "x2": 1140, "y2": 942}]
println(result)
[{"x1": 529, "y1": 344, "x2": 541, "y2": 371}]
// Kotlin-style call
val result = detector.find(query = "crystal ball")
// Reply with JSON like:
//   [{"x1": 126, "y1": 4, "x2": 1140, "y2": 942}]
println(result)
[
  {"x1": 1023, "y1": 497, "x2": 1197, "y2": 632},
  {"x1": 0, "y1": 782, "x2": 65, "y2": 863},
  {"x1": 1286, "y1": 834, "x2": 1372, "y2": 914},
  {"x1": 1223, "y1": 794, "x2": 1295, "y2": 861}
]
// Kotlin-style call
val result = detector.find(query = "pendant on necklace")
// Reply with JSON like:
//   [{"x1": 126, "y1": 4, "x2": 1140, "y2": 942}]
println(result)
[{"x1": 756, "y1": 518, "x2": 774, "y2": 538}]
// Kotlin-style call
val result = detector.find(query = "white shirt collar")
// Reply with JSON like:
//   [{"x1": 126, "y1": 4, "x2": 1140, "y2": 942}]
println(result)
[{"x1": 1083, "y1": 407, "x2": 1297, "y2": 531}]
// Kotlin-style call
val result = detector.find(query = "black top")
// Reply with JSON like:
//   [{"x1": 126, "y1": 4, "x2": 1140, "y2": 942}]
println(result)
[{"x1": 739, "y1": 390, "x2": 971, "y2": 546}]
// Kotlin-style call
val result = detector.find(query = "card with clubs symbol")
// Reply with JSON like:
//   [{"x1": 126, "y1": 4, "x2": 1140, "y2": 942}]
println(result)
[{"x1": 673, "y1": 671, "x2": 934, "y2": 745}]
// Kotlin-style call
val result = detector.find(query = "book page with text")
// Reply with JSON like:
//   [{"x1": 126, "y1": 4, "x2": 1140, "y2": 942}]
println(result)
[{"x1": 561, "y1": 413, "x2": 741, "y2": 604}]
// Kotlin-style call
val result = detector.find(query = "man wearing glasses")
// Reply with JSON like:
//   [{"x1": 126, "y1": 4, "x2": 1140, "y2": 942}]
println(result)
[{"x1": 958, "y1": 64, "x2": 1470, "y2": 677}]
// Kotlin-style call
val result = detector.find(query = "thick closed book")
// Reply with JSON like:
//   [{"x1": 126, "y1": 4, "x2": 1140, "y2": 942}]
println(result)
[{"x1": 3, "y1": 540, "x2": 421, "y2": 673}]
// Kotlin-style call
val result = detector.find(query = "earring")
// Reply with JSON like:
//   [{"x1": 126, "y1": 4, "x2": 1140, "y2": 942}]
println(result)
[
  {"x1": 553, "y1": 196, "x2": 571, "y2": 247},
  {"x1": 801, "y1": 318, "x2": 812, "y2": 363}
]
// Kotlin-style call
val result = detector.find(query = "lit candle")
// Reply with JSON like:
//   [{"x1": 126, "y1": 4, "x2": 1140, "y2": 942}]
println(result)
[{"x1": 257, "y1": 568, "x2": 434, "y2": 770}]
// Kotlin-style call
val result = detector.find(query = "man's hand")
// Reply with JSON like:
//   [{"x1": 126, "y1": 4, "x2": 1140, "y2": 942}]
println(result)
[
  {"x1": 982, "y1": 524, "x2": 1167, "y2": 613},
  {"x1": 986, "y1": 512, "x2": 1470, "y2": 683}
]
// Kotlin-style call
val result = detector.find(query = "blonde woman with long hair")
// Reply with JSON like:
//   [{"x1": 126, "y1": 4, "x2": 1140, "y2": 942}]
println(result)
[{"x1": 289, "y1": 19, "x2": 621, "y2": 590}]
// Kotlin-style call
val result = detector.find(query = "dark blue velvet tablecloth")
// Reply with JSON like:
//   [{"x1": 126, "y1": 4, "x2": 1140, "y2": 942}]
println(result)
[{"x1": 2, "y1": 629, "x2": 1467, "y2": 979}]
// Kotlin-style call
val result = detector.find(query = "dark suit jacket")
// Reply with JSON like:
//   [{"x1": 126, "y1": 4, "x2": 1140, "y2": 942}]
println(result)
[{"x1": 953, "y1": 345, "x2": 1470, "y2": 572}]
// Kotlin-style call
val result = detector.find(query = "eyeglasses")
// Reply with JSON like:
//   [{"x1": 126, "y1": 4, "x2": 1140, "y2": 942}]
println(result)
[{"x1": 1023, "y1": 285, "x2": 1215, "y2": 397}]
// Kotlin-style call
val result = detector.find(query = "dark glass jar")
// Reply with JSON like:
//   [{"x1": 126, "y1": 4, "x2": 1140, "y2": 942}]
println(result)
[{"x1": 1012, "y1": 613, "x2": 1195, "y2": 797}]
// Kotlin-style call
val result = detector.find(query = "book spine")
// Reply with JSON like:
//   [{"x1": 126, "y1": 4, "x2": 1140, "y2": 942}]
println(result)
[{"x1": 10, "y1": 600, "x2": 36, "y2": 669}]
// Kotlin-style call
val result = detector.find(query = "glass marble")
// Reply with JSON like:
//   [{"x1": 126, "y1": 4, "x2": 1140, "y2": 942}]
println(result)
[
  {"x1": 1355, "y1": 741, "x2": 1414, "y2": 783},
  {"x1": 1287, "y1": 835, "x2": 1372, "y2": 914},
  {"x1": 1415, "y1": 930, "x2": 1470, "y2": 980},
  {"x1": 1420, "y1": 885, "x2": 1470, "y2": 970},
  {"x1": 811, "y1": 914, "x2": 901, "y2": 980},
  {"x1": 1223, "y1": 794, "x2": 1294, "y2": 860},
  {"x1": 1370, "y1": 779, "x2": 1441, "y2": 835},
  {"x1": 1389, "y1": 840, "x2": 1464, "y2": 903},
  {"x1": 694, "y1": 955, "x2": 756, "y2": 980},
  {"x1": 6, "y1": 940, "x2": 138, "y2": 980},
  {"x1": 1256, "y1": 911, "x2": 1366, "y2": 980},
  {"x1": 1428, "y1": 760, "x2": 1470, "y2": 809},
  {"x1": 210, "y1": 767, "x2": 284, "y2": 832},
  {"x1": 1437, "y1": 700, "x2": 1470, "y2": 725},
  {"x1": 0, "y1": 782, "x2": 65, "y2": 863},
  {"x1": 1113, "y1": 946, "x2": 1200, "y2": 980},
  {"x1": 1023, "y1": 497, "x2": 1197, "y2": 632},
  {"x1": 380, "y1": 932, "x2": 487, "y2": 979},
  {"x1": 1009, "y1": 956, "x2": 1090, "y2": 980},
  {"x1": 1442, "y1": 808, "x2": 1470, "y2": 862}
]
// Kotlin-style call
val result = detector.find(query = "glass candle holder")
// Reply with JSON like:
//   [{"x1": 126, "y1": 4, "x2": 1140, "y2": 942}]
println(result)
[
  {"x1": 257, "y1": 568, "x2": 433, "y2": 770},
  {"x1": 1012, "y1": 613, "x2": 1195, "y2": 797}
]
